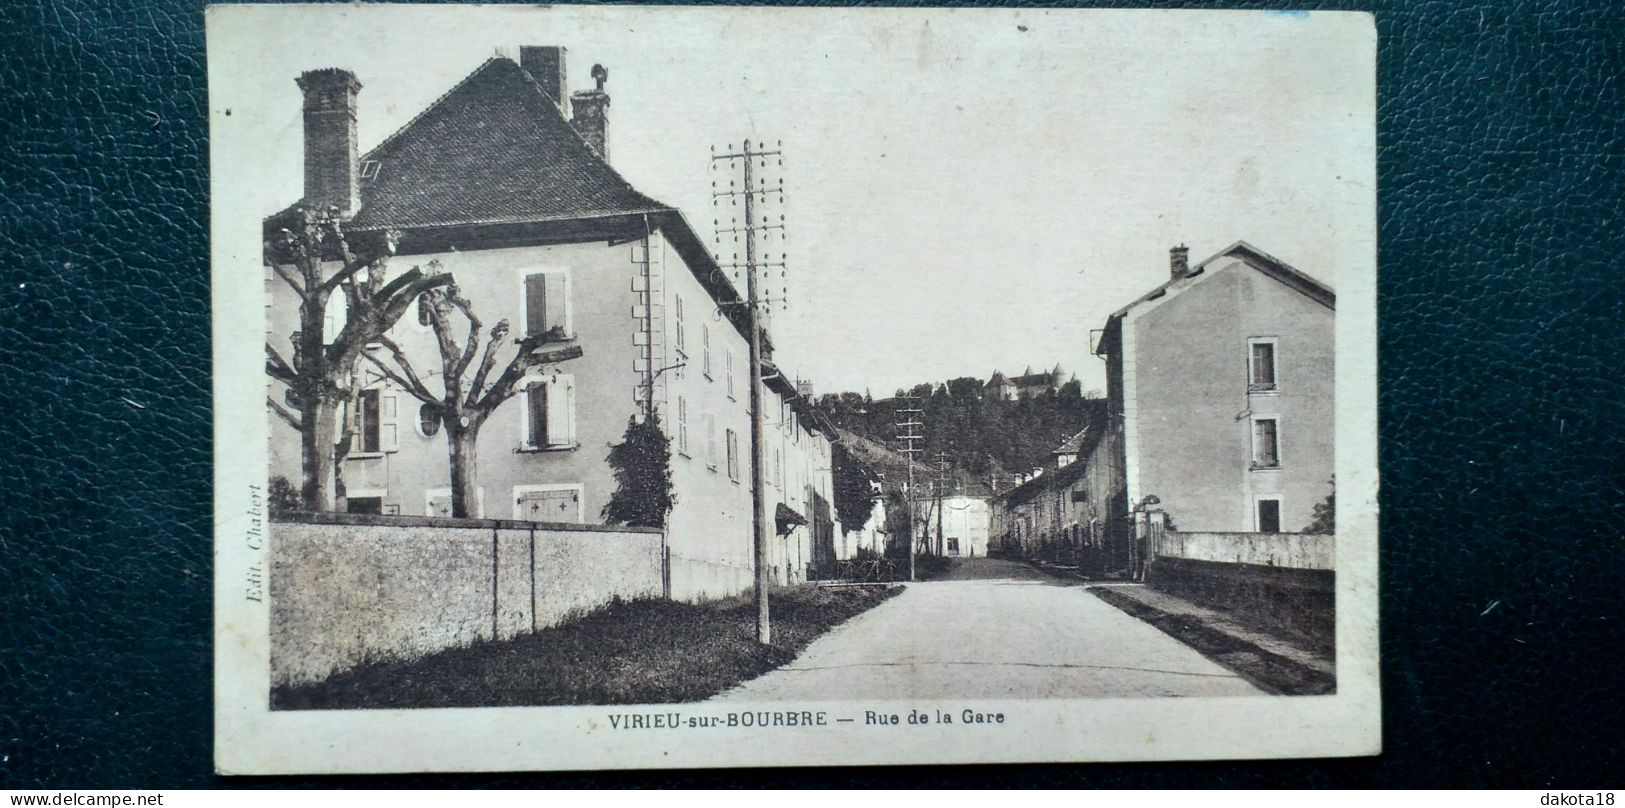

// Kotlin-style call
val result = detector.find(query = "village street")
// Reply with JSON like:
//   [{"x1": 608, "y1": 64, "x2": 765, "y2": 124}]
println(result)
[{"x1": 714, "y1": 559, "x2": 1262, "y2": 702}]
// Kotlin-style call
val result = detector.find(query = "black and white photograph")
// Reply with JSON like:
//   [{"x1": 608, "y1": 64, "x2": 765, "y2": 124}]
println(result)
[{"x1": 210, "y1": 4, "x2": 1378, "y2": 774}]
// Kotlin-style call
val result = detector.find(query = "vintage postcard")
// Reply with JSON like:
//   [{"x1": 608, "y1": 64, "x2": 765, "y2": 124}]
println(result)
[{"x1": 211, "y1": 4, "x2": 1379, "y2": 774}]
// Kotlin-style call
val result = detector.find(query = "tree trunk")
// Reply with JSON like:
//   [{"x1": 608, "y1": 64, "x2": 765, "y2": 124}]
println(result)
[
  {"x1": 448, "y1": 422, "x2": 480, "y2": 519},
  {"x1": 301, "y1": 398, "x2": 338, "y2": 512}
]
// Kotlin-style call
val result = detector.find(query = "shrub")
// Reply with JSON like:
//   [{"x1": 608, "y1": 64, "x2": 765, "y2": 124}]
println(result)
[{"x1": 602, "y1": 414, "x2": 676, "y2": 528}]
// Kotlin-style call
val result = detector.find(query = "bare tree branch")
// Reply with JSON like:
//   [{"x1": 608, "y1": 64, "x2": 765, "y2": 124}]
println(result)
[
  {"x1": 326, "y1": 269, "x2": 454, "y2": 368},
  {"x1": 362, "y1": 337, "x2": 437, "y2": 404},
  {"x1": 474, "y1": 340, "x2": 584, "y2": 413},
  {"x1": 267, "y1": 396, "x2": 302, "y2": 430},
  {"x1": 320, "y1": 229, "x2": 401, "y2": 296},
  {"x1": 464, "y1": 320, "x2": 509, "y2": 409},
  {"x1": 447, "y1": 289, "x2": 484, "y2": 381},
  {"x1": 265, "y1": 254, "x2": 308, "y2": 300},
  {"x1": 266, "y1": 344, "x2": 298, "y2": 385}
]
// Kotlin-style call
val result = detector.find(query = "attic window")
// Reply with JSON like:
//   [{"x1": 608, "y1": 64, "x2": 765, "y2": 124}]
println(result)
[{"x1": 360, "y1": 160, "x2": 381, "y2": 180}]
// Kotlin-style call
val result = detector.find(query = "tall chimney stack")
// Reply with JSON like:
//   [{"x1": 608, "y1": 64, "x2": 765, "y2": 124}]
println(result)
[
  {"x1": 295, "y1": 69, "x2": 363, "y2": 215},
  {"x1": 519, "y1": 46, "x2": 568, "y2": 109},
  {"x1": 1170, "y1": 244, "x2": 1191, "y2": 280},
  {"x1": 571, "y1": 64, "x2": 611, "y2": 159}
]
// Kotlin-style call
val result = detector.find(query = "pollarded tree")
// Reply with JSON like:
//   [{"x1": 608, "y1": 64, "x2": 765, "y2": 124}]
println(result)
[
  {"x1": 264, "y1": 207, "x2": 454, "y2": 511},
  {"x1": 362, "y1": 272, "x2": 582, "y2": 518}
]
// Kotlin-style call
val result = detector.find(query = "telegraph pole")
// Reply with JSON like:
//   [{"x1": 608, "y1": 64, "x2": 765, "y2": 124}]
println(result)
[
  {"x1": 711, "y1": 139, "x2": 786, "y2": 644},
  {"x1": 894, "y1": 394, "x2": 924, "y2": 581},
  {"x1": 935, "y1": 450, "x2": 949, "y2": 556}
]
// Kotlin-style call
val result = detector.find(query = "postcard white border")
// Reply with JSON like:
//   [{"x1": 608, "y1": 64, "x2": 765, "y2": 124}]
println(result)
[{"x1": 211, "y1": 4, "x2": 1379, "y2": 774}]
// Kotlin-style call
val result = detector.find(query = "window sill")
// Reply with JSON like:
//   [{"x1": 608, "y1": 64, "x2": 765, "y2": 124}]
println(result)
[
  {"x1": 516, "y1": 443, "x2": 579, "y2": 454},
  {"x1": 1249, "y1": 463, "x2": 1283, "y2": 472},
  {"x1": 707, "y1": 464, "x2": 719, "y2": 473},
  {"x1": 1248, "y1": 387, "x2": 1280, "y2": 396},
  {"x1": 678, "y1": 451, "x2": 692, "y2": 460},
  {"x1": 346, "y1": 451, "x2": 388, "y2": 460}
]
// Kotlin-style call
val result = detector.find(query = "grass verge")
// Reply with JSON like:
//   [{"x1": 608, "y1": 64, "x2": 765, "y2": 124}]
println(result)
[
  {"x1": 272, "y1": 584, "x2": 900, "y2": 710},
  {"x1": 1089, "y1": 587, "x2": 1335, "y2": 696}
]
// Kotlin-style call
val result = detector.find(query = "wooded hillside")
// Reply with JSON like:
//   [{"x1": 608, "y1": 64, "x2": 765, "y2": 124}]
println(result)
[{"x1": 815, "y1": 378, "x2": 1107, "y2": 489}]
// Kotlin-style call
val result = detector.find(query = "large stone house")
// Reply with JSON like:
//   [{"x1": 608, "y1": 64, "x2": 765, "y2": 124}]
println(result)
[
  {"x1": 264, "y1": 47, "x2": 836, "y2": 601},
  {"x1": 1083, "y1": 242, "x2": 1335, "y2": 558}
]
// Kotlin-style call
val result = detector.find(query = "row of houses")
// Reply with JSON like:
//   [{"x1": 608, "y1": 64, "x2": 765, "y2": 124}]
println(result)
[
  {"x1": 993, "y1": 242, "x2": 1336, "y2": 578},
  {"x1": 265, "y1": 47, "x2": 844, "y2": 601}
]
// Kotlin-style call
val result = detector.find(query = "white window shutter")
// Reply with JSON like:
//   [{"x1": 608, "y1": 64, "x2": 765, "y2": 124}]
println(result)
[
  {"x1": 546, "y1": 376, "x2": 573, "y2": 446},
  {"x1": 380, "y1": 393, "x2": 399, "y2": 452},
  {"x1": 545, "y1": 273, "x2": 570, "y2": 337},
  {"x1": 564, "y1": 376, "x2": 577, "y2": 445}
]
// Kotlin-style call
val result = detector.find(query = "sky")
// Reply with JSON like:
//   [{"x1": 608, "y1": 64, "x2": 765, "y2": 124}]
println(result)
[{"x1": 214, "y1": 5, "x2": 1374, "y2": 396}]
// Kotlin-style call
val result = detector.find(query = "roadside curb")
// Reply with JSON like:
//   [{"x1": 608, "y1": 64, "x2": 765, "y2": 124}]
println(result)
[{"x1": 1088, "y1": 586, "x2": 1336, "y2": 696}]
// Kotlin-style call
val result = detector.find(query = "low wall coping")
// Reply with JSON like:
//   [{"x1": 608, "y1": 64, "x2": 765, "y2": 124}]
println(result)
[{"x1": 272, "y1": 510, "x2": 665, "y2": 535}]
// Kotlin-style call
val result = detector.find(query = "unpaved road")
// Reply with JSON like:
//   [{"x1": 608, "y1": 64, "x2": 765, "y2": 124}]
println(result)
[{"x1": 714, "y1": 558, "x2": 1261, "y2": 701}]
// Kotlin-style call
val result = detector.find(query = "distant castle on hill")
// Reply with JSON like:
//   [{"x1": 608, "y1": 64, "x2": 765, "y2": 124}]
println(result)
[{"x1": 984, "y1": 364, "x2": 1077, "y2": 400}]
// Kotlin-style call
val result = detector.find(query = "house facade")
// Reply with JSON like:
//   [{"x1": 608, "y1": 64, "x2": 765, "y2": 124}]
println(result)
[
  {"x1": 1088, "y1": 242, "x2": 1335, "y2": 542},
  {"x1": 935, "y1": 495, "x2": 991, "y2": 558},
  {"x1": 264, "y1": 48, "x2": 835, "y2": 602},
  {"x1": 989, "y1": 428, "x2": 1112, "y2": 573}
]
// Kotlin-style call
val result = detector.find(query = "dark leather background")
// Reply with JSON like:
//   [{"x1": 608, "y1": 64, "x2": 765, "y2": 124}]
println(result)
[{"x1": 2, "y1": 0, "x2": 1622, "y2": 789}]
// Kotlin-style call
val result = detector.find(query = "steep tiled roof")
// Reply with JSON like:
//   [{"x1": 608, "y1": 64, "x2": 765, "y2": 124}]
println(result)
[
  {"x1": 283, "y1": 57, "x2": 667, "y2": 231},
  {"x1": 264, "y1": 55, "x2": 788, "y2": 351},
  {"x1": 1051, "y1": 428, "x2": 1089, "y2": 455}
]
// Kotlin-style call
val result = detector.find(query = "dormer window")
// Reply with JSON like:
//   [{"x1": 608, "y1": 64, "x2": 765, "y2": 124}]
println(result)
[{"x1": 359, "y1": 159, "x2": 381, "y2": 180}]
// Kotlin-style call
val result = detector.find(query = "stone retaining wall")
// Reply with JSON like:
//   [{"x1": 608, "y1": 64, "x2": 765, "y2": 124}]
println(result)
[{"x1": 270, "y1": 512, "x2": 663, "y2": 686}]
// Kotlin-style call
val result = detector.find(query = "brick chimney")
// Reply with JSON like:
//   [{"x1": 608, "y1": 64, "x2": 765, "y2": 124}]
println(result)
[
  {"x1": 295, "y1": 69, "x2": 363, "y2": 215},
  {"x1": 1170, "y1": 244, "x2": 1191, "y2": 281},
  {"x1": 519, "y1": 46, "x2": 568, "y2": 109},
  {"x1": 571, "y1": 64, "x2": 611, "y2": 159}
]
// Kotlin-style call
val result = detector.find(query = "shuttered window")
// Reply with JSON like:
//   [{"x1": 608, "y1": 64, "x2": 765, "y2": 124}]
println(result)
[
  {"x1": 674, "y1": 295, "x2": 686, "y2": 354},
  {"x1": 357, "y1": 389, "x2": 380, "y2": 453},
  {"x1": 515, "y1": 487, "x2": 583, "y2": 523},
  {"x1": 677, "y1": 396, "x2": 689, "y2": 455},
  {"x1": 726, "y1": 428, "x2": 740, "y2": 481},
  {"x1": 523, "y1": 271, "x2": 570, "y2": 338},
  {"x1": 702, "y1": 325, "x2": 712, "y2": 378},
  {"x1": 527, "y1": 382, "x2": 548, "y2": 448},
  {"x1": 1249, "y1": 339, "x2": 1278, "y2": 391},
  {"x1": 350, "y1": 389, "x2": 397, "y2": 454},
  {"x1": 524, "y1": 375, "x2": 576, "y2": 449},
  {"x1": 1252, "y1": 418, "x2": 1280, "y2": 468}
]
